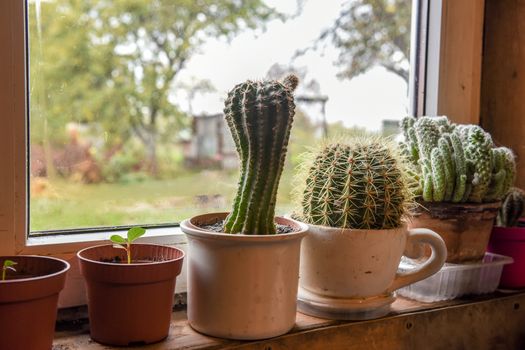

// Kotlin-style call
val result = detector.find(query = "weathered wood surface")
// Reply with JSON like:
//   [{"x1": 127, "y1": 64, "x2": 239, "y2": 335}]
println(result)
[
  {"x1": 52, "y1": 292, "x2": 525, "y2": 350},
  {"x1": 480, "y1": 0, "x2": 525, "y2": 190}
]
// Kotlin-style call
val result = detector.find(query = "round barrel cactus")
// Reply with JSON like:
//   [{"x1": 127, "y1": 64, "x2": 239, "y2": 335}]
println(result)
[
  {"x1": 223, "y1": 75, "x2": 299, "y2": 235},
  {"x1": 297, "y1": 138, "x2": 412, "y2": 230}
]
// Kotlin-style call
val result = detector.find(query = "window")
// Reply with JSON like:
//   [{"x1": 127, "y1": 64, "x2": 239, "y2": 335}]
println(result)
[
  {"x1": 4, "y1": 0, "x2": 478, "y2": 307},
  {"x1": 26, "y1": 0, "x2": 416, "y2": 235}
]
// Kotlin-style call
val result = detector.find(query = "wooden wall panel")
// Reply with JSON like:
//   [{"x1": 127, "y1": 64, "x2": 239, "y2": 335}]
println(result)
[
  {"x1": 437, "y1": 0, "x2": 485, "y2": 125},
  {"x1": 481, "y1": 0, "x2": 525, "y2": 189},
  {"x1": 0, "y1": 1, "x2": 20, "y2": 254}
]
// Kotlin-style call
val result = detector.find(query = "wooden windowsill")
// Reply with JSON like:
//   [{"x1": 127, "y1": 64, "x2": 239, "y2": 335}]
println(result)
[{"x1": 53, "y1": 291, "x2": 525, "y2": 349}]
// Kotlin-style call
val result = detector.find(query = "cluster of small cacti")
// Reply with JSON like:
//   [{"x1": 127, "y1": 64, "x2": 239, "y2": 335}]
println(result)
[
  {"x1": 223, "y1": 75, "x2": 299, "y2": 235},
  {"x1": 296, "y1": 138, "x2": 412, "y2": 229},
  {"x1": 400, "y1": 116, "x2": 516, "y2": 203},
  {"x1": 497, "y1": 187, "x2": 525, "y2": 227}
]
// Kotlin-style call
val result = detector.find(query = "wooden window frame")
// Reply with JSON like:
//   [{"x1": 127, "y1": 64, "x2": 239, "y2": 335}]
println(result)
[{"x1": 0, "y1": 0, "x2": 486, "y2": 307}]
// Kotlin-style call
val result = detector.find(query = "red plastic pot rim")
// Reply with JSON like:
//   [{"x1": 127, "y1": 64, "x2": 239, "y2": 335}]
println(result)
[
  {"x1": 0, "y1": 255, "x2": 70, "y2": 284},
  {"x1": 77, "y1": 243, "x2": 185, "y2": 267},
  {"x1": 77, "y1": 244, "x2": 184, "y2": 285},
  {"x1": 0, "y1": 255, "x2": 70, "y2": 303},
  {"x1": 491, "y1": 226, "x2": 525, "y2": 242}
]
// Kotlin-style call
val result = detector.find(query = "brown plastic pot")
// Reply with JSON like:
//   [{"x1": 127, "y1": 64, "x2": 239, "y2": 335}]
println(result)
[
  {"x1": 0, "y1": 255, "x2": 70, "y2": 350},
  {"x1": 180, "y1": 212, "x2": 308, "y2": 340},
  {"x1": 77, "y1": 244, "x2": 184, "y2": 346},
  {"x1": 409, "y1": 201, "x2": 501, "y2": 263}
]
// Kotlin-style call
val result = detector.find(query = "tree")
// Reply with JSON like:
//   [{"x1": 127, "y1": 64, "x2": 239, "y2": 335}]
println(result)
[
  {"x1": 299, "y1": 0, "x2": 411, "y2": 83},
  {"x1": 29, "y1": 0, "x2": 278, "y2": 176},
  {"x1": 177, "y1": 78, "x2": 216, "y2": 116}
]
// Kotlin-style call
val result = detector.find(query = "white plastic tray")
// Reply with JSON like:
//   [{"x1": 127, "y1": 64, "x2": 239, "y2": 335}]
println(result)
[{"x1": 397, "y1": 253, "x2": 513, "y2": 302}]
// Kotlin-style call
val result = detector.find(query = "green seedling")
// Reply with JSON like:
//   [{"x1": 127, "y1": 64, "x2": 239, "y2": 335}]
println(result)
[
  {"x1": 2, "y1": 260, "x2": 17, "y2": 281},
  {"x1": 110, "y1": 227, "x2": 146, "y2": 264}
]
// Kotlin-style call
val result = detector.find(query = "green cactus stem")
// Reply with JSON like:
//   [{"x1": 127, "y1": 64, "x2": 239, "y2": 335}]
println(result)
[
  {"x1": 447, "y1": 132, "x2": 467, "y2": 203},
  {"x1": 497, "y1": 187, "x2": 525, "y2": 227},
  {"x1": 499, "y1": 147, "x2": 517, "y2": 198},
  {"x1": 430, "y1": 148, "x2": 446, "y2": 202},
  {"x1": 399, "y1": 116, "x2": 516, "y2": 204},
  {"x1": 298, "y1": 138, "x2": 412, "y2": 230},
  {"x1": 438, "y1": 137, "x2": 455, "y2": 201},
  {"x1": 463, "y1": 126, "x2": 493, "y2": 203},
  {"x1": 223, "y1": 75, "x2": 298, "y2": 235},
  {"x1": 413, "y1": 117, "x2": 441, "y2": 161}
]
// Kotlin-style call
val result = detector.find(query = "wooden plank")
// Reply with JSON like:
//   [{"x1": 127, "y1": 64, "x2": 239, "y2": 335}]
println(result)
[
  {"x1": 436, "y1": 0, "x2": 485, "y2": 125},
  {"x1": 480, "y1": 0, "x2": 525, "y2": 189},
  {"x1": 0, "y1": 0, "x2": 25, "y2": 255},
  {"x1": 233, "y1": 293, "x2": 525, "y2": 350},
  {"x1": 52, "y1": 292, "x2": 525, "y2": 350}
]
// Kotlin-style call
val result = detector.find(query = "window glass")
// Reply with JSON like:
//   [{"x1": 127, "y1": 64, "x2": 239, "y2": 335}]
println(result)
[{"x1": 28, "y1": 0, "x2": 412, "y2": 233}]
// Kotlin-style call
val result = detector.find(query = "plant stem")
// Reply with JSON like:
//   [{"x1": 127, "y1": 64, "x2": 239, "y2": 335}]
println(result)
[
  {"x1": 1, "y1": 268, "x2": 5, "y2": 281},
  {"x1": 127, "y1": 242, "x2": 131, "y2": 264}
]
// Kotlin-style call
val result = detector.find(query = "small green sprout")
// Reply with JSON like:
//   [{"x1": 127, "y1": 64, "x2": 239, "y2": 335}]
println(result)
[
  {"x1": 110, "y1": 227, "x2": 146, "y2": 264},
  {"x1": 2, "y1": 260, "x2": 17, "y2": 281}
]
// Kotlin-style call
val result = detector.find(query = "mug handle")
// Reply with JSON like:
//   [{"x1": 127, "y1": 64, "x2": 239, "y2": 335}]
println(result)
[{"x1": 386, "y1": 228, "x2": 447, "y2": 293}]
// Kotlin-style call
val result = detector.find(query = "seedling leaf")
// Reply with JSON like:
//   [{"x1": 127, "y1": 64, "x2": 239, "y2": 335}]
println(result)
[
  {"x1": 127, "y1": 227, "x2": 146, "y2": 243},
  {"x1": 3, "y1": 260, "x2": 17, "y2": 269},
  {"x1": 2, "y1": 260, "x2": 17, "y2": 281},
  {"x1": 110, "y1": 235, "x2": 127, "y2": 244}
]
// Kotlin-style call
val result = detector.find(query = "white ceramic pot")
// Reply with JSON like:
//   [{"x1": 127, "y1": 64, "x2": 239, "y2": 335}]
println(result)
[
  {"x1": 180, "y1": 212, "x2": 308, "y2": 340},
  {"x1": 298, "y1": 223, "x2": 447, "y2": 320}
]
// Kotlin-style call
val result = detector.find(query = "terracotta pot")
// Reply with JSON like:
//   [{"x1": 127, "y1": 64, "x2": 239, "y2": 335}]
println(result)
[
  {"x1": 180, "y1": 212, "x2": 308, "y2": 340},
  {"x1": 77, "y1": 244, "x2": 184, "y2": 346},
  {"x1": 488, "y1": 223, "x2": 525, "y2": 289},
  {"x1": 0, "y1": 255, "x2": 70, "y2": 350},
  {"x1": 297, "y1": 223, "x2": 447, "y2": 320},
  {"x1": 409, "y1": 201, "x2": 501, "y2": 263}
]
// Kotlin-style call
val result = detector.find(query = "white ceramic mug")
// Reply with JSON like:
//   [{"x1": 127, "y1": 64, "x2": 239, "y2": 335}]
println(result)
[{"x1": 299, "y1": 224, "x2": 447, "y2": 299}]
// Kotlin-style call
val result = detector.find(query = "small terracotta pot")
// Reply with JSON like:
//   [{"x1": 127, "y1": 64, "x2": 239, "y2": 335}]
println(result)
[
  {"x1": 409, "y1": 201, "x2": 501, "y2": 263},
  {"x1": 0, "y1": 255, "x2": 70, "y2": 350},
  {"x1": 180, "y1": 212, "x2": 308, "y2": 340},
  {"x1": 488, "y1": 223, "x2": 525, "y2": 289},
  {"x1": 77, "y1": 244, "x2": 184, "y2": 346},
  {"x1": 297, "y1": 223, "x2": 447, "y2": 320}
]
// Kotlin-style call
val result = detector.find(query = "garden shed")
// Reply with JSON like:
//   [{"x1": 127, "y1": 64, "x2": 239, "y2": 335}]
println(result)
[{"x1": 183, "y1": 113, "x2": 238, "y2": 169}]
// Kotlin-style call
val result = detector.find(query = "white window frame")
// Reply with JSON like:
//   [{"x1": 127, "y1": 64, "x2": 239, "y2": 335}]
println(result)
[
  {"x1": 409, "y1": 0, "x2": 442, "y2": 117},
  {"x1": 1, "y1": 0, "x2": 440, "y2": 307}
]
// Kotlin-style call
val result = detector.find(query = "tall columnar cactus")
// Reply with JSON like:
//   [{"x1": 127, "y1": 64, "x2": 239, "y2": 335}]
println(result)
[
  {"x1": 222, "y1": 75, "x2": 299, "y2": 235},
  {"x1": 298, "y1": 138, "x2": 412, "y2": 230},
  {"x1": 399, "y1": 116, "x2": 516, "y2": 203},
  {"x1": 497, "y1": 187, "x2": 525, "y2": 227}
]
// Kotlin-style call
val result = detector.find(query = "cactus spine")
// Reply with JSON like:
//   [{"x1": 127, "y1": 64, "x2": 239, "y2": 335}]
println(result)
[
  {"x1": 223, "y1": 75, "x2": 298, "y2": 235},
  {"x1": 497, "y1": 187, "x2": 525, "y2": 227},
  {"x1": 400, "y1": 116, "x2": 516, "y2": 203},
  {"x1": 298, "y1": 138, "x2": 412, "y2": 230}
]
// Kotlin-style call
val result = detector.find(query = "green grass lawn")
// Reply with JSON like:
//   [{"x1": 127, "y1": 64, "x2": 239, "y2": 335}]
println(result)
[{"x1": 30, "y1": 169, "x2": 297, "y2": 232}]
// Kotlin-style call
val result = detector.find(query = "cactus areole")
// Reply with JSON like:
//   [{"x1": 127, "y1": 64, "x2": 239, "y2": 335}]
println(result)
[{"x1": 222, "y1": 75, "x2": 299, "y2": 235}]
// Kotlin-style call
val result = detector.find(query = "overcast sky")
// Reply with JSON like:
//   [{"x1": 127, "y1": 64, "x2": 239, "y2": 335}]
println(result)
[{"x1": 174, "y1": 0, "x2": 411, "y2": 131}]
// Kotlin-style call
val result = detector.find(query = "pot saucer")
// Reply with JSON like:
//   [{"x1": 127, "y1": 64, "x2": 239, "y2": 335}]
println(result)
[{"x1": 297, "y1": 287, "x2": 395, "y2": 320}]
